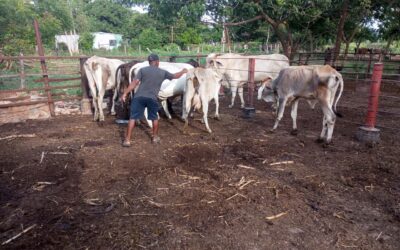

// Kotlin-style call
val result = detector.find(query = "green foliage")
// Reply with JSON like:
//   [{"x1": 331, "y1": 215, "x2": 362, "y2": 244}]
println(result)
[
  {"x1": 38, "y1": 12, "x2": 63, "y2": 48},
  {"x1": 0, "y1": 0, "x2": 398, "y2": 56},
  {"x1": 79, "y1": 32, "x2": 94, "y2": 51},
  {"x1": 123, "y1": 13, "x2": 158, "y2": 41},
  {"x1": 35, "y1": 0, "x2": 73, "y2": 31},
  {"x1": 138, "y1": 28, "x2": 163, "y2": 49},
  {"x1": 85, "y1": 0, "x2": 131, "y2": 33},
  {"x1": 177, "y1": 28, "x2": 203, "y2": 46},
  {"x1": 163, "y1": 43, "x2": 181, "y2": 53}
]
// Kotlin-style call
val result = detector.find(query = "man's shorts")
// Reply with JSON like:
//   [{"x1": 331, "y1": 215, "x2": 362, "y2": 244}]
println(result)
[{"x1": 130, "y1": 96, "x2": 159, "y2": 120}]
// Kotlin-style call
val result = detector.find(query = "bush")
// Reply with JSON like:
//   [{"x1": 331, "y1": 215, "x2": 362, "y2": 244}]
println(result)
[{"x1": 79, "y1": 32, "x2": 94, "y2": 51}]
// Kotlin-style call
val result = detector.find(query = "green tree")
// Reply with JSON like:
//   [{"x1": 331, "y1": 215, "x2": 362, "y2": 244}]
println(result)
[
  {"x1": 177, "y1": 28, "x2": 203, "y2": 46},
  {"x1": 85, "y1": 0, "x2": 131, "y2": 33},
  {"x1": 38, "y1": 12, "x2": 63, "y2": 47},
  {"x1": 0, "y1": 0, "x2": 36, "y2": 55},
  {"x1": 138, "y1": 28, "x2": 163, "y2": 49},
  {"x1": 79, "y1": 32, "x2": 94, "y2": 51},
  {"x1": 225, "y1": 0, "x2": 332, "y2": 59},
  {"x1": 374, "y1": 1, "x2": 400, "y2": 51}
]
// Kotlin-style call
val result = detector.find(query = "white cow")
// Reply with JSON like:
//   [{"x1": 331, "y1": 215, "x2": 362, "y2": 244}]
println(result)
[
  {"x1": 260, "y1": 65, "x2": 344, "y2": 144},
  {"x1": 83, "y1": 56, "x2": 124, "y2": 122},
  {"x1": 206, "y1": 53, "x2": 289, "y2": 108},
  {"x1": 128, "y1": 61, "x2": 194, "y2": 126},
  {"x1": 182, "y1": 68, "x2": 223, "y2": 133}
]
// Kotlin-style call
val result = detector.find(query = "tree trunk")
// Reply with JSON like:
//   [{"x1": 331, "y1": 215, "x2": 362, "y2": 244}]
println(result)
[
  {"x1": 333, "y1": 0, "x2": 349, "y2": 65},
  {"x1": 385, "y1": 36, "x2": 393, "y2": 51},
  {"x1": 343, "y1": 41, "x2": 350, "y2": 61}
]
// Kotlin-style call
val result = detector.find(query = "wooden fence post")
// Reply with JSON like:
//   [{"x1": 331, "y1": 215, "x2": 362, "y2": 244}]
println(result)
[
  {"x1": 33, "y1": 19, "x2": 55, "y2": 117},
  {"x1": 19, "y1": 52, "x2": 25, "y2": 89},
  {"x1": 79, "y1": 57, "x2": 92, "y2": 115}
]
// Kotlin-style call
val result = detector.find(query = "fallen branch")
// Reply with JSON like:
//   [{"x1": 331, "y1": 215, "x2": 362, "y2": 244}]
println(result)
[
  {"x1": 48, "y1": 152, "x2": 70, "y2": 155},
  {"x1": 266, "y1": 211, "x2": 288, "y2": 220},
  {"x1": 237, "y1": 164, "x2": 255, "y2": 170},
  {"x1": 128, "y1": 213, "x2": 158, "y2": 216},
  {"x1": 32, "y1": 181, "x2": 55, "y2": 191},
  {"x1": 239, "y1": 180, "x2": 255, "y2": 190},
  {"x1": 269, "y1": 161, "x2": 294, "y2": 166},
  {"x1": 226, "y1": 193, "x2": 247, "y2": 201},
  {"x1": 0, "y1": 134, "x2": 36, "y2": 141},
  {"x1": 2, "y1": 224, "x2": 37, "y2": 245},
  {"x1": 40, "y1": 152, "x2": 45, "y2": 164}
]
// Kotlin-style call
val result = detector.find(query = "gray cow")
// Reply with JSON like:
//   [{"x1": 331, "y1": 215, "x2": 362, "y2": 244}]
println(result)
[{"x1": 260, "y1": 65, "x2": 344, "y2": 144}]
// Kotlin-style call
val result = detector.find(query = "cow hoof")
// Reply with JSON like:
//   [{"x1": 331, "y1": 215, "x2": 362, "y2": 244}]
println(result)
[
  {"x1": 315, "y1": 138, "x2": 324, "y2": 144},
  {"x1": 98, "y1": 121, "x2": 105, "y2": 127},
  {"x1": 228, "y1": 105, "x2": 233, "y2": 108},
  {"x1": 207, "y1": 129, "x2": 212, "y2": 134},
  {"x1": 269, "y1": 129, "x2": 276, "y2": 133},
  {"x1": 111, "y1": 111, "x2": 116, "y2": 116},
  {"x1": 214, "y1": 116, "x2": 221, "y2": 121},
  {"x1": 322, "y1": 142, "x2": 330, "y2": 148},
  {"x1": 290, "y1": 129, "x2": 298, "y2": 136}
]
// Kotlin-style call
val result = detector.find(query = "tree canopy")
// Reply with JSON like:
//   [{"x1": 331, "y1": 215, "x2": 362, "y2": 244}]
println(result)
[{"x1": 0, "y1": 0, "x2": 398, "y2": 55}]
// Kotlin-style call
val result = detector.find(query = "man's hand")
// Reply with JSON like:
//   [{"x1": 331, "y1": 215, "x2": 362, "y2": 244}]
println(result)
[{"x1": 121, "y1": 93, "x2": 127, "y2": 103}]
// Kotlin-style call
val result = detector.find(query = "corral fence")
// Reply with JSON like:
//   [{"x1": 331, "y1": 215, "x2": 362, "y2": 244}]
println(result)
[{"x1": 0, "y1": 52, "x2": 399, "y2": 134}]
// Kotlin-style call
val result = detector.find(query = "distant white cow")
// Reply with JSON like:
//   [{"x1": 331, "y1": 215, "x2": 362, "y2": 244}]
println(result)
[
  {"x1": 206, "y1": 53, "x2": 289, "y2": 108},
  {"x1": 260, "y1": 65, "x2": 344, "y2": 144},
  {"x1": 182, "y1": 68, "x2": 223, "y2": 133},
  {"x1": 128, "y1": 61, "x2": 194, "y2": 126},
  {"x1": 83, "y1": 56, "x2": 124, "y2": 122}
]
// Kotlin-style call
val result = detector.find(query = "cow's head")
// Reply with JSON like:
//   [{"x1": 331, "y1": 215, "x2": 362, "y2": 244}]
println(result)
[{"x1": 258, "y1": 80, "x2": 276, "y2": 103}]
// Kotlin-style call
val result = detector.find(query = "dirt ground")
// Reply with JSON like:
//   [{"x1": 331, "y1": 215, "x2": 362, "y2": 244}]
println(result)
[{"x1": 0, "y1": 92, "x2": 399, "y2": 249}]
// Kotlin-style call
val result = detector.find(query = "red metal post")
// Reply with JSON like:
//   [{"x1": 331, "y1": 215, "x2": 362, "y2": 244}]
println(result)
[
  {"x1": 34, "y1": 19, "x2": 55, "y2": 116},
  {"x1": 365, "y1": 63, "x2": 383, "y2": 128},
  {"x1": 247, "y1": 58, "x2": 255, "y2": 108}
]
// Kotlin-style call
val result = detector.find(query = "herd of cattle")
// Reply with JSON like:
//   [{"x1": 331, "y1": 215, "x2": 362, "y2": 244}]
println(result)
[{"x1": 83, "y1": 53, "x2": 344, "y2": 144}]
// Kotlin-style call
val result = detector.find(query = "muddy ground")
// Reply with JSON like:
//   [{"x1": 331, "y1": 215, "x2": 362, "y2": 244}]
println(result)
[{"x1": 0, "y1": 92, "x2": 399, "y2": 249}]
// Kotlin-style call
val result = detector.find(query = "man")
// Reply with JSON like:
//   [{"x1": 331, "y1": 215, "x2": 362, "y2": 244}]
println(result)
[{"x1": 121, "y1": 54, "x2": 188, "y2": 147}]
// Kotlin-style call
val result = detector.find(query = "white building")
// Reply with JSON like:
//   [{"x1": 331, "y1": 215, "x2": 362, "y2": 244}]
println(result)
[
  {"x1": 55, "y1": 32, "x2": 123, "y2": 55},
  {"x1": 92, "y1": 32, "x2": 123, "y2": 50}
]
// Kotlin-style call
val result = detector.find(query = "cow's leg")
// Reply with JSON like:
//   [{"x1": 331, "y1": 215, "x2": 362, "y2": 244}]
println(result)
[
  {"x1": 97, "y1": 89, "x2": 106, "y2": 122},
  {"x1": 272, "y1": 97, "x2": 288, "y2": 131},
  {"x1": 257, "y1": 82, "x2": 266, "y2": 100},
  {"x1": 213, "y1": 92, "x2": 220, "y2": 120},
  {"x1": 238, "y1": 86, "x2": 245, "y2": 108},
  {"x1": 202, "y1": 100, "x2": 212, "y2": 133},
  {"x1": 87, "y1": 77, "x2": 99, "y2": 121},
  {"x1": 319, "y1": 101, "x2": 336, "y2": 144},
  {"x1": 92, "y1": 97, "x2": 99, "y2": 121},
  {"x1": 317, "y1": 114, "x2": 328, "y2": 143},
  {"x1": 229, "y1": 86, "x2": 237, "y2": 108},
  {"x1": 111, "y1": 88, "x2": 118, "y2": 115},
  {"x1": 143, "y1": 108, "x2": 154, "y2": 128},
  {"x1": 161, "y1": 100, "x2": 172, "y2": 119},
  {"x1": 290, "y1": 99, "x2": 299, "y2": 135}
]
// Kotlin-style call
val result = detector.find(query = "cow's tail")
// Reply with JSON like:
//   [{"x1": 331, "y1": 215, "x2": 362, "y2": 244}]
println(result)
[
  {"x1": 333, "y1": 74, "x2": 344, "y2": 118},
  {"x1": 115, "y1": 64, "x2": 123, "y2": 98}
]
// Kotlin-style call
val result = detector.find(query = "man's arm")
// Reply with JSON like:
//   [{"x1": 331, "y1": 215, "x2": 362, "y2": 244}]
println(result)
[
  {"x1": 171, "y1": 68, "x2": 188, "y2": 79},
  {"x1": 121, "y1": 79, "x2": 139, "y2": 103}
]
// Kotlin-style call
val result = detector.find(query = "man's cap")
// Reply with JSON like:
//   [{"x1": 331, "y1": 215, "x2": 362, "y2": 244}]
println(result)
[{"x1": 148, "y1": 54, "x2": 160, "y2": 62}]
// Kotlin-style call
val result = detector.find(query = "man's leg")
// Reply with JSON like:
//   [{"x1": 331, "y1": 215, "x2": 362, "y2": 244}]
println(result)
[
  {"x1": 123, "y1": 97, "x2": 143, "y2": 146},
  {"x1": 147, "y1": 98, "x2": 160, "y2": 143},
  {"x1": 152, "y1": 119, "x2": 159, "y2": 138},
  {"x1": 124, "y1": 119, "x2": 136, "y2": 143}
]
